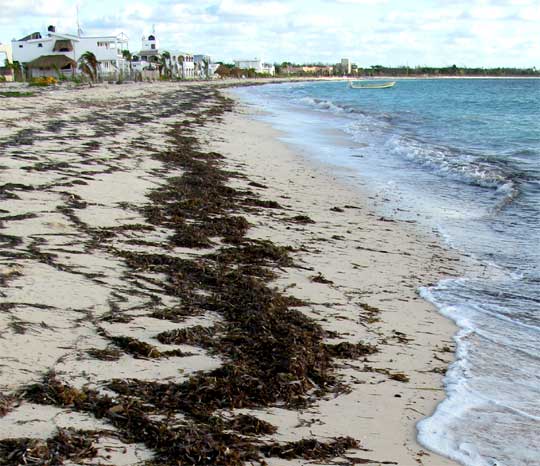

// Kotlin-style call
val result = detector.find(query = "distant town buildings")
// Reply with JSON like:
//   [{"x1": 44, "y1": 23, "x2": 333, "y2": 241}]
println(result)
[
  {"x1": 282, "y1": 65, "x2": 333, "y2": 76},
  {"x1": 2, "y1": 24, "x2": 356, "y2": 82},
  {"x1": 234, "y1": 59, "x2": 275, "y2": 76},
  {"x1": 11, "y1": 25, "x2": 128, "y2": 78}
]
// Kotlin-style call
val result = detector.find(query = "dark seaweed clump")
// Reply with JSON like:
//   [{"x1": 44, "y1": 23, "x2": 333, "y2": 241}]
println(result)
[
  {"x1": 0, "y1": 429, "x2": 97, "y2": 465},
  {"x1": 0, "y1": 393, "x2": 16, "y2": 417},
  {"x1": 326, "y1": 341, "x2": 378, "y2": 359}
]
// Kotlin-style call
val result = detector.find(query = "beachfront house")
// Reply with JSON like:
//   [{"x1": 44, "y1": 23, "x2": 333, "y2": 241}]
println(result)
[
  {"x1": 11, "y1": 25, "x2": 129, "y2": 79},
  {"x1": 130, "y1": 33, "x2": 161, "y2": 79},
  {"x1": 133, "y1": 34, "x2": 160, "y2": 70},
  {"x1": 234, "y1": 59, "x2": 275, "y2": 76},
  {"x1": 130, "y1": 32, "x2": 195, "y2": 80},
  {"x1": 161, "y1": 52, "x2": 195, "y2": 79},
  {"x1": 175, "y1": 53, "x2": 195, "y2": 79},
  {"x1": 0, "y1": 42, "x2": 14, "y2": 81}
]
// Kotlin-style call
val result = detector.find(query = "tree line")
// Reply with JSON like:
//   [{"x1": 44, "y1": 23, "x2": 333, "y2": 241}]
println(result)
[{"x1": 271, "y1": 62, "x2": 539, "y2": 77}]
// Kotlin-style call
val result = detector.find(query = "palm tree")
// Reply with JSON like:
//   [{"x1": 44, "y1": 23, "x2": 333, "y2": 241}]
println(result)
[
  {"x1": 6, "y1": 60, "x2": 23, "y2": 81},
  {"x1": 78, "y1": 51, "x2": 98, "y2": 83},
  {"x1": 160, "y1": 51, "x2": 171, "y2": 79},
  {"x1": 122, "y1": 49, "x2": 133, "y2": 76},
  {"x1": 178, "y1": 55, "x2": 185, "y2": 79},
  {"x1": 202, "y1": 58, "x2": 210, "y2": 80}
]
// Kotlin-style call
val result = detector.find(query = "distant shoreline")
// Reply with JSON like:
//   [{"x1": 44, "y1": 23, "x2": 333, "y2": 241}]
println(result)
[{"x1": 267, "y1": 75, "x2": 540, "y2": 81}]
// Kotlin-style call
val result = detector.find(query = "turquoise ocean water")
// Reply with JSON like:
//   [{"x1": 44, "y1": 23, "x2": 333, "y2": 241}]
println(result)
[{"x1": 232, "y1": 79, "x2": 540, "y2": 466}]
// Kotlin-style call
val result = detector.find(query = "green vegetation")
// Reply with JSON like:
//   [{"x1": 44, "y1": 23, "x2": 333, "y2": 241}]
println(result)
[
  {"x1": 357, "y1": 64, "x2": 539, "y2": 77},
  {"x1": 78, "y1": 51, "x2": 98, "y2": 82},
  {"x1": 275, "y1": 62, "x2": 540, "y2": 78},
  {"x1": 215, "y1": 63, "x2": 272, "y2": 78},
  {"x1": 29, "y1": 76, "x2": 58, "y2": 87},
  {"x1": 0, "y1": 91, "x2": 35, "y2": 97}
]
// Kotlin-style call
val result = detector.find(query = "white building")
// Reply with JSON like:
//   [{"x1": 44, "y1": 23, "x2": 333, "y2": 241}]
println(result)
[
  {"x1": 234, "y1": 58, "x2": 275, "y2": 76},
  {"x1": 341, "y1": 58, "x2": 351, "y2": 75},
  {"x1": 0, "y1": 43, "x2": 14, "y2": 81},
  {"x1": 130, "y1": 33, "x2": 195, "y2": 79},
  {"x1": 173, "y1": 53, "x2": 195, "y2": 79},
  {"x1": 12, "y1": 26, "x2": 128, "y2": 78},
  {"x1": 134, "y1": 34, "x2": 160, "y2": 69}
]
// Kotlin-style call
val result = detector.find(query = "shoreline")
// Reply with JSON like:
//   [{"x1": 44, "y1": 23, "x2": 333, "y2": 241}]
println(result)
[
  {"x1": 0, "y1": 81, "x2": 462, "y2": 465},
  {"x1": 200, "y1": 91, "x2": 463, "y2": 465}
]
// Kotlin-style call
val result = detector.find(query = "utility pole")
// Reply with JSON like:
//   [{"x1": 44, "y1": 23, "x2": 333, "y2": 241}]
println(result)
[{"x1": 76, "y1": 4, "x2": 83, "y2": 37}]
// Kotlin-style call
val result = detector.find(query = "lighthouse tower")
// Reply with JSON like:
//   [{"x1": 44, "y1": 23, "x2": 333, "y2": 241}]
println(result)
[
  {"x1": 141, "y1": 33, "x2": 159, "y2": 52},
  {"x1": 138, "y1": 28, "x2": 160, "y2": 64}
]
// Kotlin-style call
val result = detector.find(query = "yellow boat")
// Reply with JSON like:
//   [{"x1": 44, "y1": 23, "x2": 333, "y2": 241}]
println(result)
[{"x1": 349, "y1": 81, "x2": 396, "y2": 89}]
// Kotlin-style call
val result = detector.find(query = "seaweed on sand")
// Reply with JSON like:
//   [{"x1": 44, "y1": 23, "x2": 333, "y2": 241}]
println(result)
[
  {"x1": 0, "y1": 393, "x2": 16, "y2": 417},
  {"x1": 149, "y1": 305, "x2": 204, "y2": 322},
  {"x1": 289, "y1": 214, "x2": 315, "y2": 224},
  {"x1": 243, "y1": 198, "x2": 282, "y2": 209},
  {"x1": 157, "y1": 325, "x2": 218, "y2": 348},
  {"x1": 86, "y1": 347, "x2": 123, "y2": 361},
  {"x1": 110, "y1": 336, "x2": 187, "y2": 359},
  {"x1": 208, "y1": 239, "x2": 294, "y2": 268},
  {"x1": 25, "y1": 374, "x2": 356, "y2": 466},
  {"x1": 0, "y1": 91, "x2": 35, "y2": 98},
  {"x1": 0, "y1": 429, "x2": 98, "y2": 465},
  {"x1": 311, "y1": 272, "x2": 334, "y2": 284},
  {"x1": 325, "y1": 342, "x2": 378, "y2": 359},
  {"x1": 261, "y1": 437, "x2": 359, "y2": 460},
  {"x1": 227, "y1": 414, "x2": 277, "y2": 436},
  {"x1": 18, "y1": 88, "x2": 361, "y2": 465}
]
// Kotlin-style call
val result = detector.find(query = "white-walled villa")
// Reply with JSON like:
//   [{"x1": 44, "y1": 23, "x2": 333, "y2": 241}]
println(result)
[{"x1": 12, "y1": 26, "x2": 128, "y2": 78}]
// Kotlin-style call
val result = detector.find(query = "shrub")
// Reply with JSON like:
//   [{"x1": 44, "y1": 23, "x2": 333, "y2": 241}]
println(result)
[{"x1": 29, "y1": 76, "x2": 58, "y2": 87}]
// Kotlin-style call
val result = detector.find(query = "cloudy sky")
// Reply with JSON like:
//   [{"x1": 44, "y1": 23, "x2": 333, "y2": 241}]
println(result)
[{"x1": 0, "y1": 0, "x2": 538, "y2": 67}]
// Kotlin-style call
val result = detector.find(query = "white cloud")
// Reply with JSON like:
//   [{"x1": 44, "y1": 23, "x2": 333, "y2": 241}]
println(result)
[
  {"x1": 332, "y1": 0, "x2": 387, "y2": 3},
  {"x1": 217, "y1": 0, "x2": 291, "y2": 17},
  {"x1": 0, "y1": 0, "x2": 538, "y2": 66}
]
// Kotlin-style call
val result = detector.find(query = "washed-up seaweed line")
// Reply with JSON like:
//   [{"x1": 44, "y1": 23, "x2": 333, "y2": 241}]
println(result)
[{"x1": 0, "y1": 85, "x2": 377, "y2": 465}]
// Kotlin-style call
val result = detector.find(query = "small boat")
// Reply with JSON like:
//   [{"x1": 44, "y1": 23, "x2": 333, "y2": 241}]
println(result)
[{"x1": 349, "y1": 81, "x2": 396, "y2": 89}]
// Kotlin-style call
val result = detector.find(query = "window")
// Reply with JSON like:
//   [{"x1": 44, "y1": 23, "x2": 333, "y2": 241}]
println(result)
[
  {"x1": 19, "y1": 45, "x2": 23, "y2": 48},
  {"x1": 38, "y1": 43, "x2": 43, "y2": 47},
  {"x1": 97, "y1": 41, "x2": 109, "y2": 48}
]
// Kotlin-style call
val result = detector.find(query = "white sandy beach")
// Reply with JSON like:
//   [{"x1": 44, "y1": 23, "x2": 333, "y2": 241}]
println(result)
[
  {"x1": 0, "y1": 81, "x2": 462, "y2": 465},
  {"x1": 200, "y1": 96, "x2": 462, "y2": 466}
]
